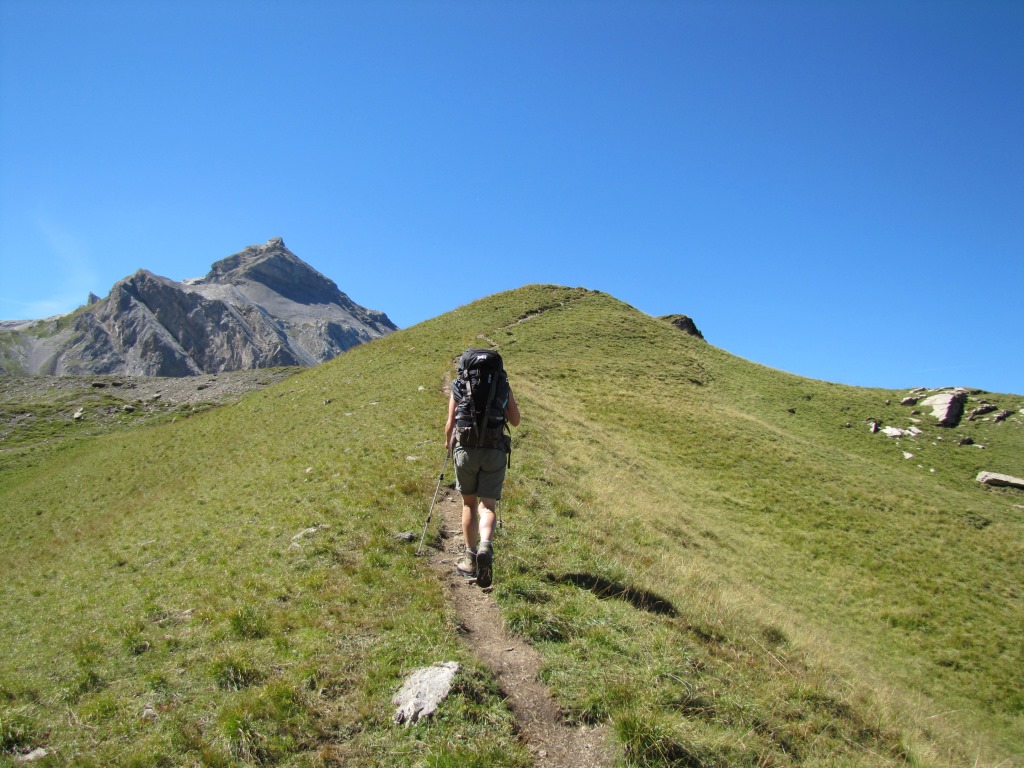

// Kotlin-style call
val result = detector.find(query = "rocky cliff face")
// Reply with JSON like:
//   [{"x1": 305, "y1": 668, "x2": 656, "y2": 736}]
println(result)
[{"x1": 0, "y1": 238, "x2": 397, "y2": 376}]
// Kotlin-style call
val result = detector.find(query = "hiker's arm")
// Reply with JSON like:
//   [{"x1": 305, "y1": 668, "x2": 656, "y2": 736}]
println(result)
[
  {"x1": 506, "y1": 389, "x2": 521, "y2": 428},
  {"x1": 444, "y1": 393, "x2": 457, "y2": 450}
]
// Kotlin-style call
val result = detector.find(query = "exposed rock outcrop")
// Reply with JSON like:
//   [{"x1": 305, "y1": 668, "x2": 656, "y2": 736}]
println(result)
[
  {"x1": 919, "y1": 389, "x2": 967, "y2": 427},
  {"x1": 976, "y1": 472, "x2": 1024, "y2": 490},
  {"x1": 968, "y1": 403, "x2": 999, "y2": 420},
  {"x1": 660, "y1": 314, "x2": 705, "y2": 340},
  {"x1": 0, "y1": 239, "x2": 397, "y2": 376}
]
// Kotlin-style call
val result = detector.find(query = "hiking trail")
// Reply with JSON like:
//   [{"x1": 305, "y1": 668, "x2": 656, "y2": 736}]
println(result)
[{"x1": 427, "y1": 489, "x2": 616, "y2": 768}]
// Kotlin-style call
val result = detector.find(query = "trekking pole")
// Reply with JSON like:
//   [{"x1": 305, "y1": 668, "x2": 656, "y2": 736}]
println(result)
[{"x1": 416, "y1": 451, "x2": 450, "y2": 556}]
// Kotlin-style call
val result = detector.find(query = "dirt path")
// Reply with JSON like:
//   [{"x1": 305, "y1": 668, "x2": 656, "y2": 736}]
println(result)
[{"x1": 427, "y1": 490, "x2": 616, "y2": 768}]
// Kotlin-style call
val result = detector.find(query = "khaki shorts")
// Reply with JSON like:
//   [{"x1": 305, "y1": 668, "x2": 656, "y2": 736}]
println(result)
[{"x1": 453, "y1": 445, "x2": 507, "y2": 500}]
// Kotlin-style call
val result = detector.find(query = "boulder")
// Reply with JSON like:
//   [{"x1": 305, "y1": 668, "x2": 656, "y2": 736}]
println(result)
[
  {"x1": 920, "y1": 390, "x2": 967, "y2": 427},
  {"x1": 393, "y1": 662, "x2": 460, "y2": 726},
  {"x1": 660, "y1": 314, "x2": 705, "y2": 340},
  {"x1": 976, "y1": 472, "x2": 1024, "y2": 490}
]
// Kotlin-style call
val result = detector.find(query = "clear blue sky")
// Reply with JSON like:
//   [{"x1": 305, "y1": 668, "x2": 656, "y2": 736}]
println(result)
[{"x1": 2, "y1": 1, "x2": 1021, "y2": 393}]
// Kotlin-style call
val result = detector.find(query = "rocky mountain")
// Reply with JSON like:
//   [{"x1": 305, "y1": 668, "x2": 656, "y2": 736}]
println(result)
[{"x1": 0, "y1": 238, "x2": 397, "y2": 376}]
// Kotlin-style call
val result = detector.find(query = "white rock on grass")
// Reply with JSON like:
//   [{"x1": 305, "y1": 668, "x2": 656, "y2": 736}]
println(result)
[
  {"x1": 881, "y1": 426, "x2": 923, "y2": 439},
  {"x1": 14, "y1": 748, "x2": 48, "y2": 764},
  {"x1": 976, "y1": 472, "x2": 1024, "y2": 490},
  {"x1": 393, "y1": 661, "x2": 460, "y2": 726}
]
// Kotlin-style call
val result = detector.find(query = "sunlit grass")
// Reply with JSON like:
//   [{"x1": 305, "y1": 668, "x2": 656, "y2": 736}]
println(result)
[{"x1": 1, "y1": 285, "x2": 1021, "y2": 766}]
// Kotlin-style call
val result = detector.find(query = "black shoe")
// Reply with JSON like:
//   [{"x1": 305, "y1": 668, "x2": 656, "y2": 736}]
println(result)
[{"x1": 476, "y1": 541, "x2": 493, "y2": 588}]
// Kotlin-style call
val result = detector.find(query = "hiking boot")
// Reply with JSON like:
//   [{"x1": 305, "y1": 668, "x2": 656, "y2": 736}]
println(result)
[
  {"x1": 456, "y1": 549, "x2": 476, "y2": 578},
  {"x1": 475, "y1": 541, "x2": 493, "y2": 588}
]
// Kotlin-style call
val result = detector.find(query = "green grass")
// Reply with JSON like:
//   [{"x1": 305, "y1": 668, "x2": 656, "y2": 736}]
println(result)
[{"x1": 1, "y1": 285, "x2": 1021, "y2": 766}]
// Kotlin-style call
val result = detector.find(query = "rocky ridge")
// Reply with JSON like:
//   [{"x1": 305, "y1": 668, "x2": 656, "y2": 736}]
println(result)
[{"x1": 0, "y1": 238, "x2": 396, "y2": 377}]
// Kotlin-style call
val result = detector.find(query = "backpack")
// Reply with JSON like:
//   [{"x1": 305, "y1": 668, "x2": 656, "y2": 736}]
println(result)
[{"x1": 454, "y1": 348, "x2": 512, "y2": 456}]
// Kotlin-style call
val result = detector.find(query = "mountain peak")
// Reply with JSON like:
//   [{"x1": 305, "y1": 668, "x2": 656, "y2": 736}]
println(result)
[
  {"x1": 0, "y1": 239, "x2": 396, "y2": 376},
  {"x1": 206, "y1": 238, "x2": 302, "y2": 282},
  {"x1": 201, "y1": 238, "x2": 351, "y2": 308}
]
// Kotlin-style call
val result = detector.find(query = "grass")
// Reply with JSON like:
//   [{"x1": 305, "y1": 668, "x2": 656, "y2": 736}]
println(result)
[{"x1": 1, "y1": 284, "x2": 1021, "y2": 766}]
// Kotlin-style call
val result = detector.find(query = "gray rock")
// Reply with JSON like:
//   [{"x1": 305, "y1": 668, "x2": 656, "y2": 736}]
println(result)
[
  {"x1": 393, "y1": 661, "x2": 460, "y2": 726},
  {"x1": 968, "y1": 403, "x2": 998, "y2": 420},
  {"x1": 291, "y1": 524, "x2": 329, "y2": 541},
  {"x1": 976, "y1": 472, "x2": 1024, "y2": 490},
  {"x1": 920, "y1": 390, "x2": 967, "y2": 427},
  {"x1": 659, "y1": 314, "x2": 705, "y2": 340},
  {"x1": 880, "y1": 425, "x2": 923, "y2": 438},
  {"x1": 14, "y1": 749, "x2": 48, "y2": 764},
  {"x1": 0, "y1": 239, "x2": 396, "y2": 376}
]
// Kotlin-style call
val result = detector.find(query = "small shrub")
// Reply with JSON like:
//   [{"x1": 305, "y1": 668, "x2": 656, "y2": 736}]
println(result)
[
  {"x1": 616, "y1": 712, "x2": 725, "y2": 768},
  {"x1": 73, "y1": 669, "x2": 107, "y2": 698},
  {"x1": 211, "y1": 656, "x2": 265, "y2": 691},
  {"x1": 503, "y1": 604, "x2": 570, "y2": 643},
  {"x1": 216, "y1": 684, "x2": 308, "y2": 766},
  {"x1": 221, "y1": 710, "x2": 272, "y2": 765},
  {"x1": 229, "y1": 605, "x2": 271, "y2": 640}
]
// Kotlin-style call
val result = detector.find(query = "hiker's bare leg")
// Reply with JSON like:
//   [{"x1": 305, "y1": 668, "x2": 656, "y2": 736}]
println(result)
[
  {"x1": 462, "y1": 493, "x2": 479, "y2": 551},
  {"x1": 462, "y1": 495, "x2": 497, "y2": 550},
  {"x1": 478, "y1": 497, "x2": 497, "y2": 544}
]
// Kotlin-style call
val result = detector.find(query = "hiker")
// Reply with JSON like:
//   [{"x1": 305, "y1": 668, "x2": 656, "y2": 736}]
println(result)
[{"x1": 444, "y1": 349, "x2": 520, "y2": 588}]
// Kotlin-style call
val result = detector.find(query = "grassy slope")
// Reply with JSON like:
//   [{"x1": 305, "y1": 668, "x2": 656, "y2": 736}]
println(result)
[{"x1": 1, "y1": 285, "x2": 1021, "y2": 767}]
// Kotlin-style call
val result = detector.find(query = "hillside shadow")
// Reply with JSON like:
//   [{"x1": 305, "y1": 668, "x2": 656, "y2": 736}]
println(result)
[{"x1": 548, "y1": 573, "x2": 678, "y2": 617}]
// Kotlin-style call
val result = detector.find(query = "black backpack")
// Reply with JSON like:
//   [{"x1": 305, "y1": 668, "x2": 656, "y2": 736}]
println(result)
[{"x1": 455, "y1": 348, "x2": 511, "y2": 455}]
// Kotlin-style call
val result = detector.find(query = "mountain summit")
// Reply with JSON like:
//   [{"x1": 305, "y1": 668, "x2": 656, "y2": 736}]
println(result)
[{"x1": 0, "y1": 239, "x2": 396, "y2": 376}]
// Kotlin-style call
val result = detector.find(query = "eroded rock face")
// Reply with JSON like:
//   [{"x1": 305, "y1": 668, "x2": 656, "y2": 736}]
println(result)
[
  {"x1": 0, "y1": 239, "x2": 397, "y2": 376},
  {"x1": 660, "y1": 314, "x2": 705, "y2": 340}
]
